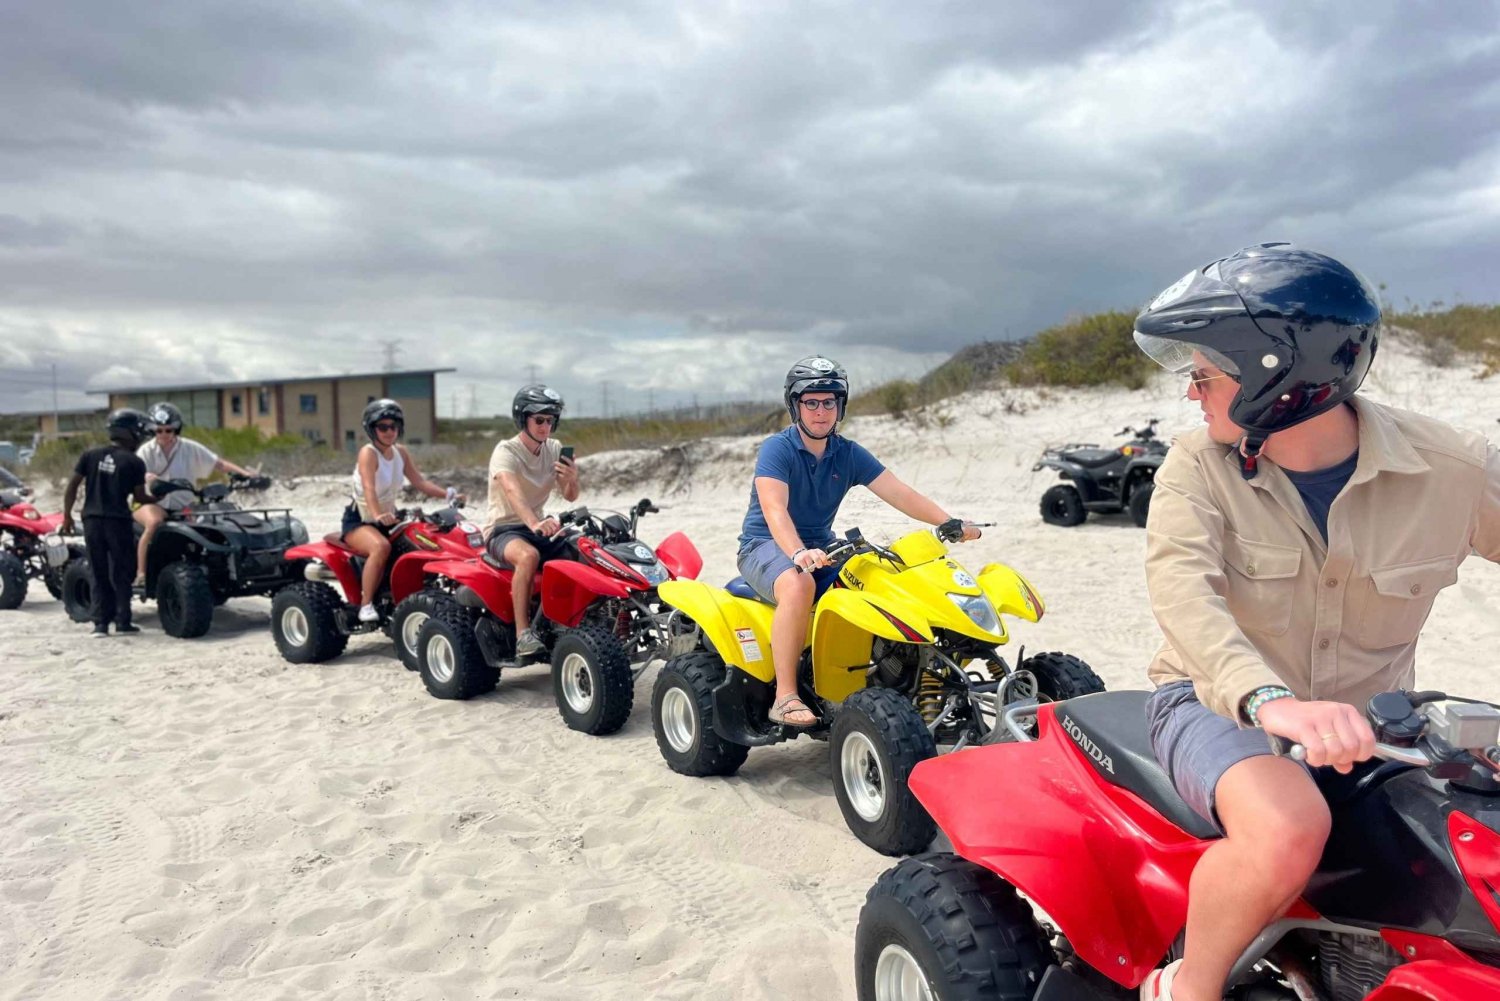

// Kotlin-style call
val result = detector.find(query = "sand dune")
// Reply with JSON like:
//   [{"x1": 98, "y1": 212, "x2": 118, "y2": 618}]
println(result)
[{"x1": 3, "y1": 338, "x2": 1496, "y2": 1000}]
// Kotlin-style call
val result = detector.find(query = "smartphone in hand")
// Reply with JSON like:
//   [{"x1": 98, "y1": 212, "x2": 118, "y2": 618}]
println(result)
[{"x1": 560, "y1": 445, "x2": 575, "y2": 463}]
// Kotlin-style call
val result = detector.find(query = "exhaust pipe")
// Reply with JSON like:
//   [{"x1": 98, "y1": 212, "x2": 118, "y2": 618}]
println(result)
[{"x1": 304, "y1": 562, "x2": 339, "y2": 582}]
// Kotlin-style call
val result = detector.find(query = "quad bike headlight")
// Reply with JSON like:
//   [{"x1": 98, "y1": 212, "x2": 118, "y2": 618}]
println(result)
[
  {"x1": 948, "y1": 592, "x2": 1000, "y2": 634},
  {"x1": 289, "y1": 519, "x2": 309, "y2": 545},
  {"x1": 639, "y1": 559, "x2": 670, "y2": 585}
]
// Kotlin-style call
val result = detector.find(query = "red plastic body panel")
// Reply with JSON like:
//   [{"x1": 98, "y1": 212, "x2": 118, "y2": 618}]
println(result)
[
  {"x1": 539, "y1": 559, "x2": 634, "y2": 627},
  {"x1": 656, "y1": 531, "x2": 703, "y2": 581},
  {"x1": 423, "y1": 557, "x2": 518, "y2": 623},
  {"x1": 389, "y1": 551, "x2": 461, "y2": 605},
  {"x1": 284, "y1": 521, "x2": 479, "y2": 606},
  {"x1": 1450, "y1": 811, "x2": 1500, "y2": 938},
  {"x1": 908, "y1": 704, "x2": 1216, "y2": 988},
  {"x1": 0, "y1": 504, "x2": 62, "y2": 535},
  {"x1": 1365, "y1": 959, "x2": 1500, "y2": 1000},
  {"x1": 285, "y1": 540, "x2": 362, "y2": 603}
]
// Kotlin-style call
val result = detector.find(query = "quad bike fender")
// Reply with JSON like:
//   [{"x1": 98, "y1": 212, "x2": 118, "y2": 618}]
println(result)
[
  {"x1": 811, "y1": 588, "x2": 935, "y2": 704},
  {"x1": 977, "y1": 562, "x2": 1045, "y2": 623},
  {"x1": 0, "y1": 506, "x2": 62, "y2": 534},
  {"x1": 540, "y1": 559, "x2": 633, "y2": 629},
  {"x1": 1365, "y1": 961, "x2": 1500, "y2": 1000},
  {"x1": 145, "y1": 523, "x2": 231, "y2": 585},
  {"x1": 657, "y1": 579, "x2": 778, "y2": 682},
  {"x1": 655, "y1": 531, "x2": 703, "y2": 581},
  {"x1": 390, "y1": 551, "x2": 464, "y2": 605},
  {"x1": 284, "y1": 541, "x2": 361, "y2": 604},
  {"x1": 422, "y1": 557, "x2": 513, "y2": 615},
  {"x1": 907, "y1": 703, "x2": 1213, "y2": 990}
]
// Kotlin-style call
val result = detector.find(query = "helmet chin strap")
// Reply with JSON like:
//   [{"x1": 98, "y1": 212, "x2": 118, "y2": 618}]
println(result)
[
  {"x1": 1238, "y1": 432, "x2": 1268, "y2": 479},
  {"x1": 796, "y1": 418, "x2": 837, "y2": 440}
]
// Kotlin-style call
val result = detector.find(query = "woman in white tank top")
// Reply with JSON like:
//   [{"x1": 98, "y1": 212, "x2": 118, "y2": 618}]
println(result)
[{"x1": 343, "y1": 399, "x2": 465, "y2": 623}]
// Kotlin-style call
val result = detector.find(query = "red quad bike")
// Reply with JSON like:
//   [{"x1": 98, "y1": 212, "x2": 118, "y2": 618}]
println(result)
[
  {"x1": 0, "y1": 484, "x2": 82, "y2": 608},
  {"x1": 855, "y1": 689, "x2": 1500, "y2": 1001},
  {"x1": 412, "y1": 498, "x2": 703, "y2": 736},
  {"x1": 270, "y1": 502, "x2": 484, "y2": 665}
]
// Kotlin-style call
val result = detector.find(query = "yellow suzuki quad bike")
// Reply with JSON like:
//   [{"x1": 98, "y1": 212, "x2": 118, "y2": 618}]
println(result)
[{"x1": 650, "y1": 519, "x2": 1104, "y2": 856}]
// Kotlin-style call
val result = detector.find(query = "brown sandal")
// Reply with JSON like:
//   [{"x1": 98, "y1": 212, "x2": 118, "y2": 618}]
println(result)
[{"x1": 769, "y1": 694, "x2": 818, "y2": 728}]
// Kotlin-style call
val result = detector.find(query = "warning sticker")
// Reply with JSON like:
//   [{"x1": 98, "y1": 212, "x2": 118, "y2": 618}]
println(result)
[{"x1": 734, "y1": 627, "x2": 764, "y2": 663}]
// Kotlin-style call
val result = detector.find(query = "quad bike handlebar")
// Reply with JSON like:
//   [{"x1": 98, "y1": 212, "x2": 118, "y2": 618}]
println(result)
[
  {"x1": 1279, "y1": 690, "x2": 1500, "y2": 788},
  {"x1": 151, "y1": 474, "x2": 276, "y2": 501},
  {"x1": 792, "y1": 521, "x2": 993, "y2": 573},
  {"x1": 1117, "y1": 418, "x2": 1162, "y2": 441}
]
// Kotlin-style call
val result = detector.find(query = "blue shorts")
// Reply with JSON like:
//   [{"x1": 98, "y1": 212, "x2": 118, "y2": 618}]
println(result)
[
  {"x1": 736, "y1": 537, "x2": 841, "y2": 603},
  {"x1": 1146, "y1": 681, "x2": 1300, "y2": 833}
]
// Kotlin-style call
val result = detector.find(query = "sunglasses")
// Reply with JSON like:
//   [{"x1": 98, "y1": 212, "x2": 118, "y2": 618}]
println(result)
[
  {"x1": 799, "y1": 398, "x2": 839, "y2": 412},
  {"x1": 154, "y1": 427, "x2": 178, "y2": 435},
  {"x1": 373, "y1": 422, "x2": 400, "y2": 432},
  {"x1": 1188, "y1": 368, "x2": 1233, "y2": 393},
  {"x1": 529, "y1": 415, "x2": 557, "y2": 426}
]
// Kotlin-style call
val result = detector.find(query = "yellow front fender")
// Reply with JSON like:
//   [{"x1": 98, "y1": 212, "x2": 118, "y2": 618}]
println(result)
[
  {"x1": 810, "y1": 588, "x2": 935, "y2": 704},
  {"x1": 977, "y1": 563, "x2": 1045, "y2": 623},
  {"x1": 657, "y1": 579, "x2": 778, "y2": 683}
]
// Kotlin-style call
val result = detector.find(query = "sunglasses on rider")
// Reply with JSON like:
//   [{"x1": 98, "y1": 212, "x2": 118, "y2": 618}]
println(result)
[
  {"x1": 154, "y1": 427, "x2": 178, "y2": 436},
  {"x1": 798, "y1": 398, "x2": 839, "y2": 412},
  {"x1": 1188, "y1": 368, "x2": 1233, "y2": 393},
  {"x1": 373, "y1": 422, "x2": 399, "y2": 432},
  {"x1": 529, "y1": 415, "x2": 557, "y2": 426}
]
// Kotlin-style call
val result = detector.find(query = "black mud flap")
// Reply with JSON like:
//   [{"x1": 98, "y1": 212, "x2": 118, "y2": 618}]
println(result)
[
  {"x1": 710, "y1": 670, "x2": 822, "y2": 746},
  {"x1": 1035, "y1": 966, "x2": 1109, "y2": 1001}
]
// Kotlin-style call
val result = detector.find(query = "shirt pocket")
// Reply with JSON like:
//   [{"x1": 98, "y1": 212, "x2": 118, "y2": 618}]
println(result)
[
  {"x1": 1357, "y1": 556, "x2": 1458, "y2": 651},
  {"x1": 1221, "y1": 532, "x2": 1301, "y2": 637}
]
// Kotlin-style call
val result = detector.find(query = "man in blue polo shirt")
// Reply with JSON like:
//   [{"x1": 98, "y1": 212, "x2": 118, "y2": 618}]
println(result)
[{"x1": 738, "y1": 356, "x2": 982, "y2": 727}]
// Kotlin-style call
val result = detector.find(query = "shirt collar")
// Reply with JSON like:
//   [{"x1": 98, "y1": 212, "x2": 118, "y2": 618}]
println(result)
[
  {"x1": 785, "y1": 425, "x2": 841, "y2": 457},
  {"x1": 1347, "y1": 396, "x2": 1428, "y2": 483}
]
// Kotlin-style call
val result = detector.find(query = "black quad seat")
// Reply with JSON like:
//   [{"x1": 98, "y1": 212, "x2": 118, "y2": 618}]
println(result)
[
  {"x1": 1053, "y1": 691, "x2": 1222, "y2": 840},
  {"x1": 1064, "y1": 448, "x2": 1124, "y2": 468}
]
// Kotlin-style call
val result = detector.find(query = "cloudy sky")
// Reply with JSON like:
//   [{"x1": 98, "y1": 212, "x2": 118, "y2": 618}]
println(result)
[{"x1": 2, "y1": 0, "x2": 1497, "y2": 418}]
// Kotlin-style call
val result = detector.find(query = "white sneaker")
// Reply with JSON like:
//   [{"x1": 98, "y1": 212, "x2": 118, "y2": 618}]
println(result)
[
  {"x1": 358, "y1": 604, "x2": 379, "y2": 623},
  {"x1": 1140, "y1": 959, "x2": 1182, "y2": 1001},
  {"x1": 515, "y1": 627, "x2": 543, "y2": 656}
]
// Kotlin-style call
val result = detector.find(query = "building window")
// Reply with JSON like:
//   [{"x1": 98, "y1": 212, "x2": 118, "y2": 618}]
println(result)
[
  {"x1": 300, "y1": 394, "x2": 317, "y2": 414},
  {"x1": 301, "y1": 429, "x2": 322, "y2": 444},
  {"x1": 231, "y1": 394, "x2": 242, "y2": 415},
  {"x1": 344, "y1": 429, "x2": 357, "y2": 452},
  {"x1": 257, "y1": 390, "x2": 270, "y2": 415},
  {"x1": 386, "y1": 374, "x2": 429, "y2": 398}
]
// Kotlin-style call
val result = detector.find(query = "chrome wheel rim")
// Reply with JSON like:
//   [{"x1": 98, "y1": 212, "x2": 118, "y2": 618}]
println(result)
[
  {"x1": 660, "y1": 686, "x2": 697, "y2": 753},
  {"x1": 400, "y1": 611, "x2": 428, "y2": 659},
  {"x1": 427, "y1": 633, "x2": 456, "y2": 684},
  {"x1": 281, "y1": 606, "x2": 309, "y2": 647},
  {"x1": 560, "y1": 652, "x2": 594, "y2": 713},
  {"x1": 873, "y1": 943, "x2": 934, "y2": 1001},
  {"x1": 840, "y1": 730, "x2": 886, "y2": 822}
]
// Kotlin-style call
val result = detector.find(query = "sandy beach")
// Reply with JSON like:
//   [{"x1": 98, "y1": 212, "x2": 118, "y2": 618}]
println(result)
[{"x1": 3, "y1": 339, "x2": 1497, "y2": 1001}]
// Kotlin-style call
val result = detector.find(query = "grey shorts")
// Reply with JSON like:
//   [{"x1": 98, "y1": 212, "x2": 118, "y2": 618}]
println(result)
[
  {"x1": 736, "y1": 538, "x2": 840, "y2": 603},
  {"x1": 1146, "y1": 681, "x2": 1299, "y2": 833}
]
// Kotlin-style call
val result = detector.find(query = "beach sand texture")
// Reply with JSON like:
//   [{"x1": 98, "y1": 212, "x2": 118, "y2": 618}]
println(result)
[{"x1": 3, "y1": 340, "x2": 1497, "y2": 1000}]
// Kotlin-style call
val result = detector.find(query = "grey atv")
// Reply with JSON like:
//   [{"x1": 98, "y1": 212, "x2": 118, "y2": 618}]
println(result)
[
  {"x1": 62, "y1": 474, "x2": 309, "y2": 637},
  {"x1": 1034, "y1": 419, "x2": 1168, "y2": 528}
]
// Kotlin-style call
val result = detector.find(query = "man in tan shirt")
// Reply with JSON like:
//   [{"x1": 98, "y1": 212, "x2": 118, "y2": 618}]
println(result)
[
  {"x1": 1131, "y1": 244, "x2": 1500, "y2": 1001},
  {"x1": 487, "y1": 385, "x2": 580, "y2": 655}
]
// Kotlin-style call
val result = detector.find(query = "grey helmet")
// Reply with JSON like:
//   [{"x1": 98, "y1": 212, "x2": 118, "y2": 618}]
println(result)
[
  {"x1": 147, "y1": 401, "x2": 184, "y2": 433},
  {"x1": 361, "y1": 398, "x2": 405, "y2": 443},
  {"x1": 106, "y1": 408, "x2": 152, "y2": 450},
  {"x1": 783, "y1": 356, "x2": 848, "y2": 438},
  {"x1": 512, "y1": 384, "x2": 564, "y2": 432}
]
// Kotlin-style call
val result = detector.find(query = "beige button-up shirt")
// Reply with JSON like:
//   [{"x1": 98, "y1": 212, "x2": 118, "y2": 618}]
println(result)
[{"x1": 1145, "y1": 396, "x2": 1500, "y2": 721}]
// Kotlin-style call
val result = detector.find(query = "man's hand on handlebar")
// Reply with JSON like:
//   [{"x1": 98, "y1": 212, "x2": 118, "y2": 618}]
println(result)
[
  {"x1": 1258, "y1": 697, "x2": 1377, "y2": 773},
  {"x1": 534, "y1": 516, "x2": 562, "y2": 538},
  {"x1": 793, "y1": 548, "x2": 830, "y2": 571}
]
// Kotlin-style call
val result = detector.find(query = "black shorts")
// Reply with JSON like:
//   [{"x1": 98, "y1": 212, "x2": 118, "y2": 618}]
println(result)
[
  {"x1": 487, "y1": 525, "x2": 571, "y2": 565},
  {"x1": 340, "y1": 503, "x2": 394, "y2": 540}
]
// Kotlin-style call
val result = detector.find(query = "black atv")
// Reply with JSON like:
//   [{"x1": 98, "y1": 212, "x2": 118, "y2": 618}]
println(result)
[
  {"x1": 61, "y1": 474, "x2": 309, "y2": 637},
  {"x1": 1034, "y1": 419, "x2": 1168, "y2": 528}
]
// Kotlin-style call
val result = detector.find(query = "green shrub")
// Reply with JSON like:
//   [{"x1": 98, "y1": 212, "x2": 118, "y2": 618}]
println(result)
[
  {"x1": 1387, "y1": 304, "x2": 1500, "y2": 377},
  {"x1": 1006, "y1": 311, "x2": 1153, "y2": 389}
]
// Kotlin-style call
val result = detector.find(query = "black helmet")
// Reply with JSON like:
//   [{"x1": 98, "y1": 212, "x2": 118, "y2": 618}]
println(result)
[
  {"x1": 512, "y1": 384, "x2": 564, "y2": 432},
  {"x1": 1134, "y1": 243, "x2": 1380, "y2": 466},
  {"x1": 147, "y1": 401, "x2": 184, "y2": 433},
  {"x1": 784, "y1": 356, "x2": 848, "y2": 437},
  {"x1": 106, "y1": 408, "x2": 151, "y2": 449},
  {"x1": 361, "y1": 398, "x2": 405, "y2": 443}
]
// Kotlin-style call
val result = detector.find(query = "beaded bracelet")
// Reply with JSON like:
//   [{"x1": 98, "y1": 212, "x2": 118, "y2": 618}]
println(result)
[{"x1": 1243, "y1": 685, "x2": 1295, "y2": 727}]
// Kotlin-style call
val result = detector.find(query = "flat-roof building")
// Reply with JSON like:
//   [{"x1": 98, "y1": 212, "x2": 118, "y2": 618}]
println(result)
[{"x1": 93, "y1": 368, "x2": 454, "y2": 450}]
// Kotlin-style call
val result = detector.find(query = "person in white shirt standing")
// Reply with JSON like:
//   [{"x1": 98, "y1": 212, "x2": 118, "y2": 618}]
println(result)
[
  {"x1": 133, "y1": 401, "x2": 259, "y2": 584},
  {"x1": 486, "y1": 385, "x2": 580, "y2": 656}
]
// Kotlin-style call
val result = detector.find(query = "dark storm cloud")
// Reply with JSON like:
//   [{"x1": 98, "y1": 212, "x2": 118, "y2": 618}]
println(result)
[{"x1": 0, "y1": 0, "x2": 1496, "y2": 415}]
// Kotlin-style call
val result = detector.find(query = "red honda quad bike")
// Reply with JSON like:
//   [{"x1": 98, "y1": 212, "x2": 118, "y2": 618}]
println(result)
[
  {"x1": 270, "y1": 502, "x2": 484, "y2": 665},
  {"x1": 855, "y1": 688, "x2": 1500, "y2": 1001},
  {"x1": 412, "y1": 498, "x2": 703, "y2": 736},
  {"x1": 0, "y1": 483, "x2": 82, "y2": 608}
]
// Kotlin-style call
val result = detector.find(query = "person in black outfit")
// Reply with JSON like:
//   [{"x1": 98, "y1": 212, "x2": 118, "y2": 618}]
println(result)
[{"x1": 61, "y1": 409, "x2": 156, "y2": 637}]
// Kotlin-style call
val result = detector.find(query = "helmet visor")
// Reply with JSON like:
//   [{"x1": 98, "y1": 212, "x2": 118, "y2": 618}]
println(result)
[{"x1": 1132, "y1": 331, "x2": 1239, "y2": 378}]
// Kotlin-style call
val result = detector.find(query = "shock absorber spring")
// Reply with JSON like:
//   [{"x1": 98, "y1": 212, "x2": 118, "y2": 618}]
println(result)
[
  {"x1": 915, "y1": 671, "x2": 944, "y2": 724},
  {"x1": 987, "y1": 659, "x2": 1007, "y2": 682}
]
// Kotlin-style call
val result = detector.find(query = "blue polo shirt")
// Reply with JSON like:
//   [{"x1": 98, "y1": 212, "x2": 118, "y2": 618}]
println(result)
[{"x1": 738, "y1": 426, "x2": 886, "y2": 549}]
